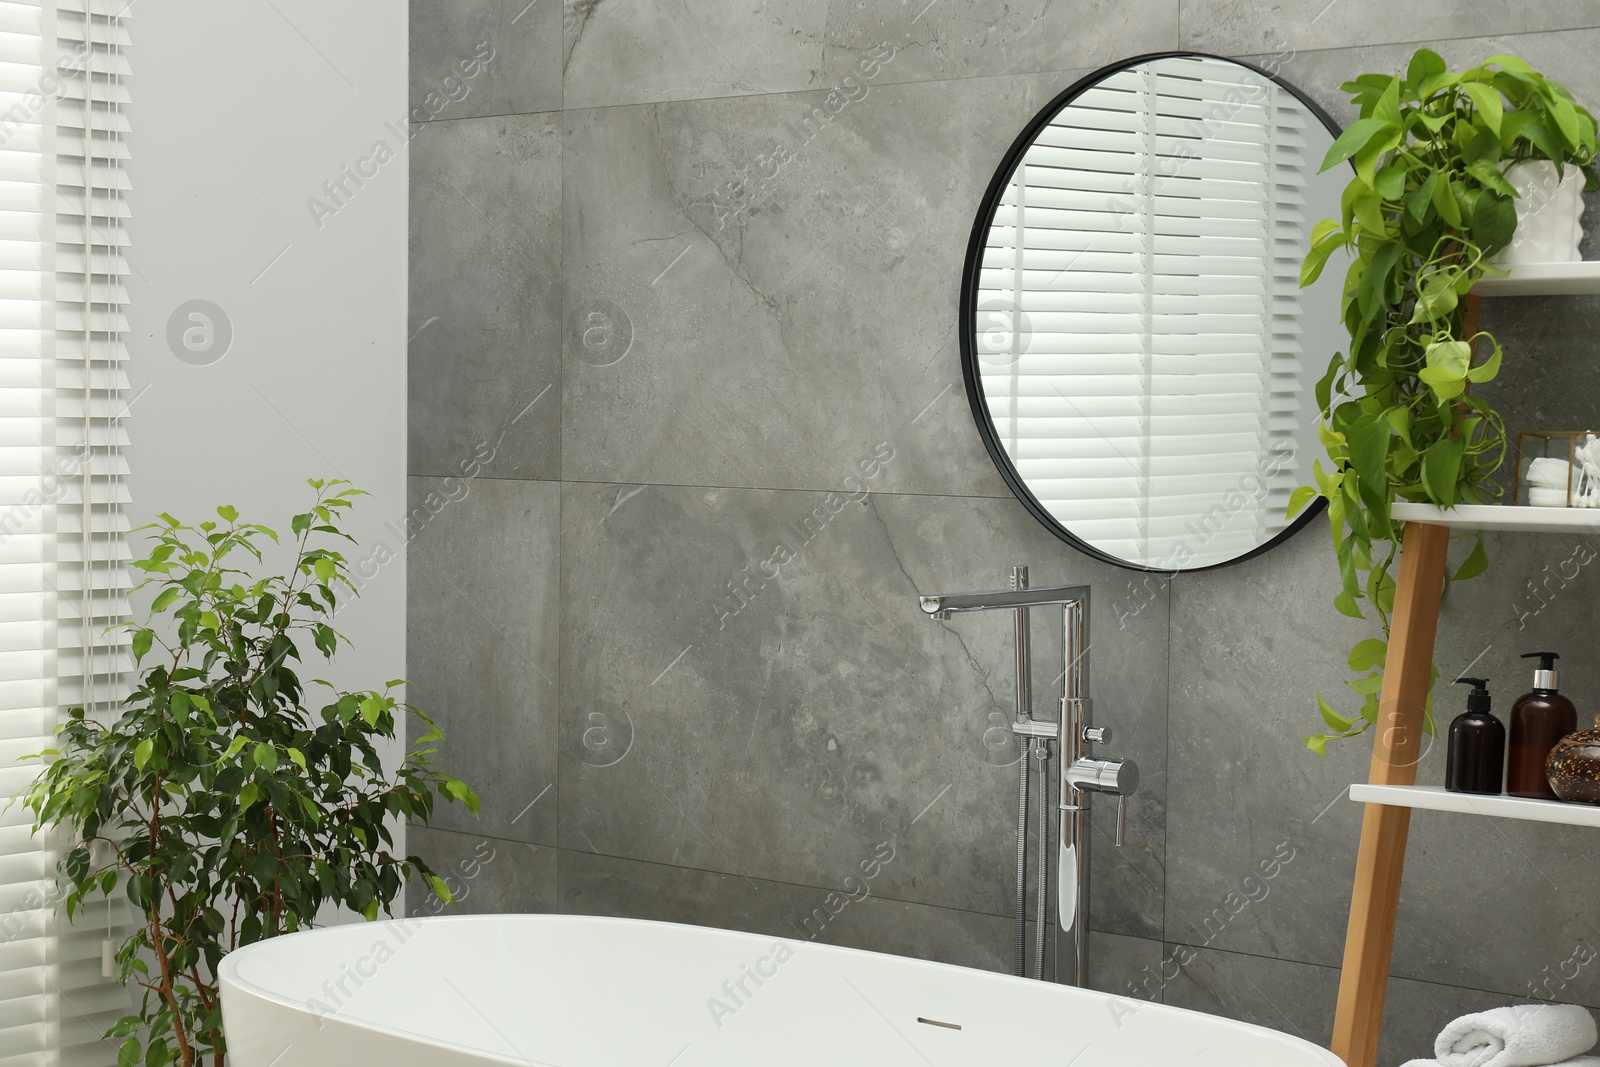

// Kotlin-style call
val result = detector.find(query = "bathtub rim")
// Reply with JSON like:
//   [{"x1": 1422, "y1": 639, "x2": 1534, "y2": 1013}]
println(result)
[{"x1": 217, "y1": 912, "x2": 1345, "y2": 1065}]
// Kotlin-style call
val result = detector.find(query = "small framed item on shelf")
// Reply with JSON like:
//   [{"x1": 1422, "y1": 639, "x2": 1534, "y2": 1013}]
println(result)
[{"x1": 1516, "y1": 430, "x2": 1600, "y2": 507}]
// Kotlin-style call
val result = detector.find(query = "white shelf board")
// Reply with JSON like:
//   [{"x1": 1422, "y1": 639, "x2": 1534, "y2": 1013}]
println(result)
[
  {"x1": 1391, "y1": 501, "x2": 1600, "y2": 533},
  {"x1": 1473, "y1": 261, "x2": 1600, "y2": 296},
  {"x1": 1350, "y1": 783, "x2": 1600, "y2": 827}
]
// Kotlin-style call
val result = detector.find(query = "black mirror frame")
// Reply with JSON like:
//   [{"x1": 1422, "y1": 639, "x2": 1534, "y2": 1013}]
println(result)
[{"x1": 959, "y1": 51, "x2": 1348, "y2": 574}]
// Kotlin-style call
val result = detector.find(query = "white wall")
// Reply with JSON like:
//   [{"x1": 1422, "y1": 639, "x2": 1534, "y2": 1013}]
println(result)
[{"x1": 125, "y1": 3, "x2": 408, "y2": 814}]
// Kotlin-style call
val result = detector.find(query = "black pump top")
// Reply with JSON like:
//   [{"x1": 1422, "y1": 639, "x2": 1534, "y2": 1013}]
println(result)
[
  {"x1": 1522, "y1": 651, "x2": 1561, "y2": 689},
  {"x1": 1455, "y1": 676, "x2": 1492, "y2": 713}
]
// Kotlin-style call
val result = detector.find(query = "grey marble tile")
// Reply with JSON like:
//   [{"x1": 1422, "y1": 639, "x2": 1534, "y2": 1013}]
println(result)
[
  {"x1": 1165, "y1": 525, "x2": 1374, "y2": 969},
  {"x1": 819, "y1": 0, "x2": 1179, "y2": 88},
  {"x1": 410, "y1": 112, "x2": 561, "y2": 481},
  {"x1": 557, "y1": 848, "x2": 810, "y2": 937},
  {"x1": 1163, "y1": 944, "x2": 1340, "y2": 1048},
  {"x1": 1085, "y1": 931, "x2": 1164, "y2": 1001},
  {"x1": 558, "y1": 846, "x2": 1027, "y2": 974},
  {"x1": 796, "y1": 891, "x2": 1016, "y2": 974},
  {"x1": 1189, "y1": 2, "x2": 1600, "y2": 57},
  {"x1": 405, "y1": 826, "x2": 558, "y2": 917},
  {"x1": 1478, "y1": 292, "x2": 1600, "y2": 463},
  {"x1": 410, "y1": 0, "x2": 562, "y2": 120},
  {"x1": 406, "y1": 477, "x2": 560, "y2": 844},
  {"x1": 558, "y1": 480, "x2": 1169, "y2": 937},
  {"x1": 1249, "y1": 30, "x2": 1600, "y2": 134},
  {"x1": 561, "y1": 0, "x2": 828, "y2": 109},
  {"x1": 561, "y1": 71, "x2": 1089, "y2": 498}
]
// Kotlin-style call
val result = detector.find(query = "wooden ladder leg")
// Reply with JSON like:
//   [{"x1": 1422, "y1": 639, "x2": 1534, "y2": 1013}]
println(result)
[{"x1": 1330, "y1": 520, "x2": 1451, "y2": 1067}]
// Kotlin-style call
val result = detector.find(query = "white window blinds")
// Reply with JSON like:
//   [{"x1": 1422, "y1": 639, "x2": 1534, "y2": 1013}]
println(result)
[
  {"x1": 0, "y1": 1, "x2": 132, "y2": 1064},
  {"x1": 977, "y1": 55, "x2": 1315, "y2": 568}
]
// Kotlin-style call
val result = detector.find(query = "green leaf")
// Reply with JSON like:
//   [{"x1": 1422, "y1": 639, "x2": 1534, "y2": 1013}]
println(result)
[
  {"x1": 150, "y1": 586, "x2": 181, "y2": 613},
  {"x1": 1454, "y1": 536, "x2": 1489, "y2": 581},
  {"x1": 1431, "y1": 171, "x2": 1463, "y2": 227},
  {"x1": 1462, "y1": 160, "x2": 1514, "y2": 201},
  {"x1": 133, "y1": 738, "x2": 153, "y2": 771},
  {"x1": 1374, "y1": 161, "x2": 1407, "y2": 201},
  {"x1": 1485, "y1": 53, "x2": 1535, "y2": 75},
  {"x1": 1345, "y1": 415, "x2": 1390, "y2": 507},
  {"x1": 1322, "y1": 117, "x2": 1400, "y2": 172},
  {"x1": 1405, "y1": 169, "x2": 1439, "y2": 223},
  {"x1": 1425, "y1": 338, "x2": 1470, "y2": 376},
  {"x1": 1347, "y1": 638, "x2": 1389, "y2": 671},
  {"x1": 252, "y1": 743, "x2": 278, "y2": 772},
  {"x1": 1406, "y1": 48, "x2": 1446, "y2": 87},
  {"x1": 131, "y1": 628, "x2": 153, "y2": 664},
  {"x1": 238, "y1": 782, "x2": 261, "y2": 812},
  {"x1": 1346, "y1": 673, "x2": 1385, "y2": 696},
  {"x1": 1476, "y1": 192, "x2": 1517, "y2": 258},
  {"x1": 286, "y1": 747, "x2": 307, "y2": 771},
  {"x1": 216, "y1": 504, "x2": 239, "y2": 523},
  {"x1": 1287, "y1": 485, "x2": 1317, "y2": 519},
  {"x1": 1466, "y1": 339, "x2": 1503, "y2": 383},
  {"x1": 314, "y1": 557, "x2": 337, "y2": 582},
  {"x1": 1418, "y1": 365, "x2": 1469, "y2": 400},
  {"x1": 1318, "y1": 692, "x2": 1356, "y2": 731},
  {"x1": 359, "y1": 697, "x2": 382, "y2": 727},
  {"x1": 1422, "y1": 437, "x2": 1467, "y2": 506},
  {"x1": 1301, "y1": 219, "x2": 1348, "y2": 286},
  {"x1": 119, "y1": 1037, "x2": 141, "y2": 1067},
  {"x1": 428, "y1": 874, "x2": 454, "y2": 904}
]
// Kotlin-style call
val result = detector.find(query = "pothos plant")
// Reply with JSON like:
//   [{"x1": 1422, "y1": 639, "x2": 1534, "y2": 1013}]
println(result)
[
  {"x1": 1293, "y1": 50, "x2": 1597, "y2": 754},
  {"x1": 18, "y1": 480, "x2": 478, "y2": 1067}
]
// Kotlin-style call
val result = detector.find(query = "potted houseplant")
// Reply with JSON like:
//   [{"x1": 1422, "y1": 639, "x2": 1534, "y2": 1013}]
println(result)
[
  {"x1": 1294, "y1": 50, "x2": 1597, "y2": 753},
  {"x1": 18, "y1": 480, "x2": 478, "y2": 1066}
]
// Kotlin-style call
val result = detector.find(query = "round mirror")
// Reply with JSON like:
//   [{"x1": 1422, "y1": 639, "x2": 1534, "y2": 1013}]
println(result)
[{"x1": 961, "y1": 52, "x2": 1349, "y2": 572}]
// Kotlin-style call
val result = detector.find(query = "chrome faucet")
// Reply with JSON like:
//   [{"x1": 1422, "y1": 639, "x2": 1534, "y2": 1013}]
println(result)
[{"x1": 918, "y1": 568, "x2": 1139, "y2": 986}]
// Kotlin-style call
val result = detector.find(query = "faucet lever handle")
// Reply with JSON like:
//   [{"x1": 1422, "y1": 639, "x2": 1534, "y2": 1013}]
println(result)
[
  {"x1": 1082, "y1": 725, "x2": 1111, "y2": 745},
  {"x1": 1114, "y1": 795, "x2": 1129, "y2": 848}
]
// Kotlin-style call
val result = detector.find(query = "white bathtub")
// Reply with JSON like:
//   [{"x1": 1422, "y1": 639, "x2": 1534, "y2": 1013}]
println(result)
[{"x1": 218, "y1": 914, "x2": 1344, "y2": 1066}]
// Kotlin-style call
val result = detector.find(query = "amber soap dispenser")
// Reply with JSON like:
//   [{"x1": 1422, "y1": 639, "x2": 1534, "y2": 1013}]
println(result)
[
  {"x1": 1446, "y1": 677, "x2": 1504, "y2": 795},
  {"x1": 1507, "y1": 652, "x2": 1577, "y2": 800}
]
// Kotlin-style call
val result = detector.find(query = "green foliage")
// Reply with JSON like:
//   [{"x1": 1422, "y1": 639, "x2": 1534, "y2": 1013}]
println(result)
[
  {"x1": 17, "y1": 480, "x2": 478, "y2": 1067},
  {"x1": 1295, "y1": 51, "x2": 1597, "y2": 753}
]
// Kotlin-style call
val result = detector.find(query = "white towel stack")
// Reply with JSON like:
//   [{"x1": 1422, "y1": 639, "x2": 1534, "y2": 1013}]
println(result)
[{"x1": 1401, "y1": 1004, "x2": 1600, "y2": 1067}]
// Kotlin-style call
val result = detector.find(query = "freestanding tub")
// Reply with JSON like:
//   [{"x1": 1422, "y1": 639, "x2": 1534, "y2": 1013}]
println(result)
[{"x1": 219, "y1": 914, "x2": 1344, "y2": 1066}]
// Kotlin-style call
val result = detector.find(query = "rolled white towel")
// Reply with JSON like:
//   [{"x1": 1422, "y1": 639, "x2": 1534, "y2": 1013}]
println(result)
[{"x1": 1435, "y1": 1005, "x2": 1597, "y2": 1067}]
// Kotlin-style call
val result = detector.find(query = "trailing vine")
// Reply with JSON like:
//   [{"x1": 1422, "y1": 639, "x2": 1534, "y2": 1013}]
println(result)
[{"x1": 1293, "y1": 50, "x2": 1597, "y2": 754}]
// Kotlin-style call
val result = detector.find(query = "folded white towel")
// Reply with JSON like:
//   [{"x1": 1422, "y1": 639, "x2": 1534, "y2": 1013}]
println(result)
[{"x1": 1435, "y1": 1005, "x2": 1597, "y2": 1067}]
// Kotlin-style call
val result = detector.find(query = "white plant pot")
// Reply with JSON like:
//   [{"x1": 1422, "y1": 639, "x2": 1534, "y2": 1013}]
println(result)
[{"x1": 1492, "y1": 159, "x2": 1586, "y2": 266}]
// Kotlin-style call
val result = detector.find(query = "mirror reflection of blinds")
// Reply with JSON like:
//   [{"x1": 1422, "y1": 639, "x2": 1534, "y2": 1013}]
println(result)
[
  {"x1": 978, "y1": 56, "x2": 1309, "y2": 565},
  {"x1": 0, "y1": 2, "x2": 133, "y2": 1064}
]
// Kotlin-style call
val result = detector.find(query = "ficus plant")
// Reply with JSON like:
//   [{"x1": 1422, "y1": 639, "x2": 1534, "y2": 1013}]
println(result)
[
  {"x1": 1293, "y1": 50, "x2": 1597, "y2": 754},
  {"x1": 17, "y1": 480, "x2": 478, "y2": 1067}
]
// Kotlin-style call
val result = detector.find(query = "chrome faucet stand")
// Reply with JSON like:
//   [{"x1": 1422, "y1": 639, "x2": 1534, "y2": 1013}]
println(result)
[{"x1": 919, "y1": 567, "x2": 1138, "y2": 986}]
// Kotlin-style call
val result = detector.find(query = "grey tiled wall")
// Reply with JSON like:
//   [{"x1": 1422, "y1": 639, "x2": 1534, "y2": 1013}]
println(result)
[{"x1": 407, "y1": 3, "x2": 1600, "y2": 1064}]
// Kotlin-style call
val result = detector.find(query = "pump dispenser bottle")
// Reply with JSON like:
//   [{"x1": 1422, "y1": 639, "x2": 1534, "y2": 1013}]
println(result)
[
  {"x1": 1446, "y1": 677, "x2": 1504, "y2": 795},
  {"x1": 1508, "y1": 652, "x2": 1577, "y2": 800}
]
